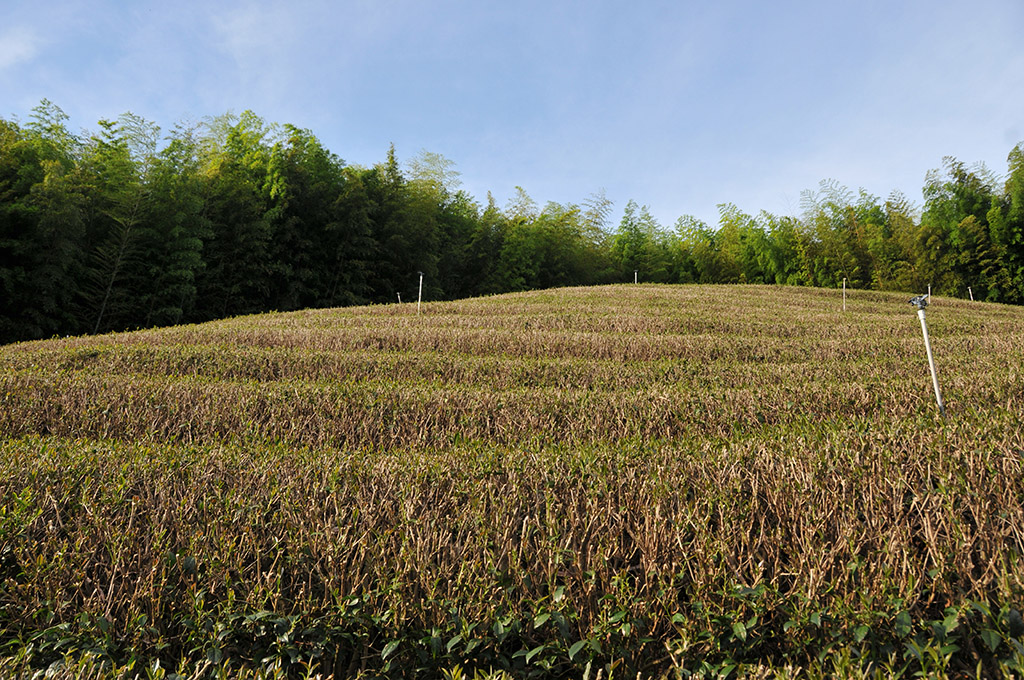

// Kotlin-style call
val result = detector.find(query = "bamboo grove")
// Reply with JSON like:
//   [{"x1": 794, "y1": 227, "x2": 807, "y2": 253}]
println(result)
[{"x1": 2, "y1": 100, "x2": 1024, "y2": 346}]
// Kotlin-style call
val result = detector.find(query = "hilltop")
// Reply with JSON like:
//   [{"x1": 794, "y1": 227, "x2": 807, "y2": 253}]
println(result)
[{"x1": 1, "y1": 284, "x2": 1023, "y2": 678}]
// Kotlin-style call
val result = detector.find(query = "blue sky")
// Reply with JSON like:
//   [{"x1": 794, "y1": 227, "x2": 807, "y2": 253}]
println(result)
[{"x1": 2, "y1": 0, "x2": 1023, "y2": 228}]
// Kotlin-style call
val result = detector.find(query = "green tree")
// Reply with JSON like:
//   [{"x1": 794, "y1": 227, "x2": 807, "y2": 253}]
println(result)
[
  {"x1": 407, "y1": 150, "x2": 479, "y2": 300},
  {"x1": 949, "y1": 215, "x2": 1009, "y2": 300},
  {"x1": 531, "y1": 201, "x2": 592, "y2": 288},
  {"x1": 138, "y1": 122, "x2": 211, "y2": 326},
  {"x1": 406, "y1": 149, "x2": 462, "y2": 196},
  {"x1": 676, "y1": 215, "x2": 721, "y2": 284},
  {"x1": 434, "y1": 191, "x2": 481, "y2": 299},
  {"x1": 0, "y1": 108, "x2": 86, "y2": 342},
  {"x1": 987, "y1": 143, "x2": 1024, "y2": 301},
  {"x1": 468, "y1": 193, "x2": 510, "y2": 294},
  {"x1": 611, "y1": 200, "x2": 672, "y2": 282},
  {"x1": 195, "y1": 111, "x2": 277, "y2": 319},
  {"x1": 363, "y1": 144, "x2": 440, "y2": 303},
  {"x1": 715, "y1": 203, "x2": 770, "y2": 284},
  {"x1": 324, "y1": 166, "x2": 376, "y2": 306},
  {"x1": 579, "y1": 190, "x2": 617, "y2": 282},
  {"x1": 921, "y1": 157, "x2": 1001, "y2": 297},
  {"x1": 262, "y1": 124, "x2": 357, "y2": 310},
  {"x1": 798, "y1": 180, "x2": 872, "y2": 288},
  {"x1": 759, "y1": 212, "x2": 806, "y2": 285},
  {"x1": 492, "y1": 186, "x2": 545, "y2": 292},
  {"x1": 76, "y1": 115, "x2": 159, "y2": 333},
  {"x1": 868, "y1": 191, "x2": 918, "y2": 292}
]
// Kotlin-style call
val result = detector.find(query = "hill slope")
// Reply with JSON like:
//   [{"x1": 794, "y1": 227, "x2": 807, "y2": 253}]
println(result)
[
  {"x1": 2, "y1": 284, "x2": 1023, "y2": 678},
  {"x1": 2, "y1": 284, "x2": 1020, "y2": 447}
]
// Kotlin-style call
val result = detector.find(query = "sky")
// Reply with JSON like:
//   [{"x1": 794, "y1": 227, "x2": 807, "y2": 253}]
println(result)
[{"x1": 2, "y1": 0, "x2": 1023, "y2": 229}]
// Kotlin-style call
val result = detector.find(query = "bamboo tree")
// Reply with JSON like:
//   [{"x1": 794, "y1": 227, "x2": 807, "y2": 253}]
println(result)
[{"x1": 79, "y1": 118, "x2": 155, "y2": 334}]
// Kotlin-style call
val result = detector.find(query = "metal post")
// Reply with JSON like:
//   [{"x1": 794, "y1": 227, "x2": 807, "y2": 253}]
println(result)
[
  {"x1": 969, "y1": 287, "x2": 974, "y2": 301},
  {"x1": 417, "y1": 272, "x2": 424, "y2": 315},
  {"x1": 634, "y1": 270, "x2": 638, "y2": 284},
  {"x1": 397, "y1": 292, "x2": 401, "y2": 304},
  {"x1": 843, "y1": 278, "x2": 846, "y2": 312},
  {"x1": 909, "y1": 295, "x2": 945, "y2": 417}
]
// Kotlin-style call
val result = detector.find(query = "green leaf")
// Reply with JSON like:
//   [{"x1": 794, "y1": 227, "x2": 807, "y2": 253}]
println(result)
[
  {"x1": 620, "y1": 622, "x2": 632, "y2": 636},
  {"x1": 980, "y1": 629, "x2": 1000, "y2": 653},
  {"x1": 568, "y1": 640, "x2": 587, "y2": 660},
  {"x1": 534, "y1": 612, "x2": 550, "y2": 629},
  {"x1": 970, "y1": 601, "x2": 992, "y2": 618},
  {"x1": 552, "y1": 585, "x2": 565, "y2": 603},
  {"x1": 732, "y1": 622, "x2": 747, "y2": 641},
  {"x1": 446, "y1": 635, "x2": 462, "y2": 653},
  {"x1": 381, "y1": 640, "x2": 400, "y2": 660},
  {"x1": 854, "y1": 625, "x2": 870, "y2": 643},
  {"x1": 809, "y1": 612, "x2": 822, "y2": 627},
  {"x1": 895, "y1": 611, "x2": 913, "y2": 637},
  {"x1": 525, "y1": 644, "x2": 546, "y2": 663}
]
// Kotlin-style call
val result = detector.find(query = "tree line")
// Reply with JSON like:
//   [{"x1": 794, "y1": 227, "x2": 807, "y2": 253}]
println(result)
[{"x1": 2, "y1": 100, "x2": 1023, "y2": 344}]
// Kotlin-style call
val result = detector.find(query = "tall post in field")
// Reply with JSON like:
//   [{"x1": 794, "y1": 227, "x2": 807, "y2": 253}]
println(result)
[
  {"x1": 634, "y1": 270, "x2": 638, "y2": 284},
  {"x1": 969, "y1": 286, "x2": 974, "y2": 301},
  {"x1": 397, "y1": 292, "x2": 402, "y2": 304},
  {"x1": 843, "y1": 278, "x2": 846, "y2": 312},
  {"x1": 909, "y1": 294, "x2": 946, "y2": 417},
  {"x1": 417, "y1": 271, "x2": 424, "y2": 315}
]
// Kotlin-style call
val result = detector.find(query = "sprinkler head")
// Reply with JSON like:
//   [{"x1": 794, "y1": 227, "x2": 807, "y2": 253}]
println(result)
[{"x1": 908, "y1": 294, "x2": 929, "y2": 310}]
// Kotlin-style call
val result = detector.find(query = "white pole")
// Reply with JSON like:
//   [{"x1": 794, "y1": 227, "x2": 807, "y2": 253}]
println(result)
[
  {"x1": 397, "y1": 292, "x2": 401, "y2": 304},
  {"x1": 417, "y1": 272, "x2": 424, "y2": 315},
  {"x1": 969, "y1": 287, "x2": 974, "y2": 301},
  {"x1": 928, "y1": 284, "x2": 931, "y2": 303},
  {"x1": 843, "y1": 278, "x2": 846, "y2": 312},
  {"x1": 634, "y1": 270, "x2": 638, "y2": 284},
  {"x1": 917, "y1": 308, "x2": 946, "y2": 417}
]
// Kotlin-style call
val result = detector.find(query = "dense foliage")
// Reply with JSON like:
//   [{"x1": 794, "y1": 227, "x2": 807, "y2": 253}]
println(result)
[
  {"x1": 1, "y1": 285, "x2": 1024, "y2": 678},
  {"x1": 2, "y1": 100, "x2": 1024, "y2": 345}
]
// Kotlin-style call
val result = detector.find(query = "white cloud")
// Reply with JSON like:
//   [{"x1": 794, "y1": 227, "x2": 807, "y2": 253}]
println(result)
[{"x1": 0, "y1": 27, "x2": 40, "y2": 71}]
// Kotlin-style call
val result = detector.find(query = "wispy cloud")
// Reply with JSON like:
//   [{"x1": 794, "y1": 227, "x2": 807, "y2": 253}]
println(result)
[{"x1": 0, "y1": 27, "x2": 40, "y2": 71}]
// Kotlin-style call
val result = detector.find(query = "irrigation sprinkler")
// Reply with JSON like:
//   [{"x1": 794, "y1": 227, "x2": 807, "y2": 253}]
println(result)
[
  {"x1": 969, "y1": 286, "x2": 974, "y2": 301},
  {"x1": 634, "y1": 270, "x2": 638, "y2": 284},
  {"x1": 843, "y1": 278, "x2": 846, "y2": 312},
  {"x1": 908, "y1": 294, "x2": 946, "y2": 417},
  {"x1": 397, "y1": 292, "x2": 402, "y2": 304},
  {"x1": 417, "y1": 271, "x2": 424, "y2": 315}
]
